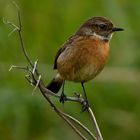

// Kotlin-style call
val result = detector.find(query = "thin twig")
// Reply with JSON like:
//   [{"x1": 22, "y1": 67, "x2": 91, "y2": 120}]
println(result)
[
  {"x1": 39, "y1": 85, "x2": 85, "y2": 103},
  {"x1": 32, "y1": 74, "x2": 41, "y2": 94},
  {"x1": 61, "y1": 111, "x2": 96, "y2": 140},
  {"x1": 17, "y1": 11, "x2": 34, "y2": 67},
  {"x1": 32, "y1": 59, "x2": 38, "y2": 74},
  {"x1": 3, "y1": 17, "x2": 19, "y2": 30},
  {"x1": 56, "y1": 110, "x2": 88, "y2": 140},
  {"x1": 16, "y1": 5, "x2": 41, "y2": 77},
  {"x1": 9, "y1": 65, "x2": 29, "y2": 72},
  {"x1": 8, "y1": 27, "x2": 18, "y2": 37},
  {"x1": 88, "y1": 108, "x2": 103, "y2": 140}
]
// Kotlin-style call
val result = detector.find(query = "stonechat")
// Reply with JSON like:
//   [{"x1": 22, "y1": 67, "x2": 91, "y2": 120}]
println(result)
[{"x1": 47, "y1": 17, "x2": 124, "y2": 106}]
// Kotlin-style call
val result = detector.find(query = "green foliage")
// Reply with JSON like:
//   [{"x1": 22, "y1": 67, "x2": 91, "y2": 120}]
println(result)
[{"x1": 0, "y1": 0, "x2": 140, "y2": 140}]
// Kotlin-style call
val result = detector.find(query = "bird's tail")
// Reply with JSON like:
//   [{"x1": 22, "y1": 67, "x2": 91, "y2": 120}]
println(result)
[{"x1": 46, "y1": 73, "x2": 63, "y2": 93}]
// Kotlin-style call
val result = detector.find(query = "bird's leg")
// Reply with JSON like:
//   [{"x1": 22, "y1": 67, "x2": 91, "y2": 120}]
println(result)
[
  {"x1": 59, "y1": 80, "x2": 67, "y2": 104},
  {"x1": 81, "y1": 82, "x2": 90, "y2": 112}
]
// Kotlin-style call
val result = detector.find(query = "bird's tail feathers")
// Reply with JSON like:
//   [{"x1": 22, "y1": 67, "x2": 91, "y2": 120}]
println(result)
[{"x1": 46, "y1": 74, "x2": 63, "y2": 93}]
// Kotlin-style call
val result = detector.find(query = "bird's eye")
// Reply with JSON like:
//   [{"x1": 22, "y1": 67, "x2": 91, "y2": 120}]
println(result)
[{"x1": 99, "y1": 24, "x2": 107, "y2": 30}]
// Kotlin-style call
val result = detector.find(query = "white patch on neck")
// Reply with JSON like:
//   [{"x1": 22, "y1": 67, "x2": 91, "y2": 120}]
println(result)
[
  {"x1": 83, "y1": 28, "x2": 112, "y2": 41},
  {"x1": 92, "y1": 32, "x2": 113, "y2": 41}
]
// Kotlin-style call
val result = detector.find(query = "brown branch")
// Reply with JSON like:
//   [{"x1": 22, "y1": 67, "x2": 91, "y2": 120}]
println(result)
[{"x1": 17, "y1": 9, "x2": 34, "y2": 67}]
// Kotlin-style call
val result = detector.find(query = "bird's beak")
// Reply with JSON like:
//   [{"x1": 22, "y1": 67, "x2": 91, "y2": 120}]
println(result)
[{"x1": 112, "y1": 27, "x2": 124, "y2": 32}]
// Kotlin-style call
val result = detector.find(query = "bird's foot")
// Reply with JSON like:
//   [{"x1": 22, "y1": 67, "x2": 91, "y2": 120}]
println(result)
[
  {"x1": 59, "y1": 92, "x2": 67, "y2": 104},
  {"x1": 81, "y1": 99, "x2": 90, "y2": 112}
]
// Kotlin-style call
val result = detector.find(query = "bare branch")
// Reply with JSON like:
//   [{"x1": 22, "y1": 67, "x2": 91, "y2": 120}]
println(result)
[
  {"x1": 3, "y1": 17, "x2": 19, "y2": 30},
  {"x1": 61, "y1": 111, "x2": 96, "y2": 140},
  {"x1": 8, "y1": 27, "x2": 18, "y2": 37},
  {"x1": 17, "y1": 12, "x2": 34, "y2": 67},
  {"x1": 32, "y1": 74, "x2": 41, "y2": 94},
  {"x1": 88, "y1": 107, "x2": 103, "y2": 140},
  {"x1": 9, "y1": 65, "x2": 29, "y2": 72},
  {"x1": 56, "y1": 110, "x2": 88, "y2": 140},
  {"x1": 32, "y1": 59, "x2": 38, "y2": 74}
]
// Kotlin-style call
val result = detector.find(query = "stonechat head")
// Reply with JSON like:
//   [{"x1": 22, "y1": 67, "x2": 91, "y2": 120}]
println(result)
[{"x1": 76, "y1": 17, "x2": 124, "y2": 41}]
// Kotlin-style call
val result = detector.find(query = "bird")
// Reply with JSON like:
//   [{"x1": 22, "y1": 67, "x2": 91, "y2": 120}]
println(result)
[{"x1": 47, "y1": 16, "x2": 124, "y2": 108}]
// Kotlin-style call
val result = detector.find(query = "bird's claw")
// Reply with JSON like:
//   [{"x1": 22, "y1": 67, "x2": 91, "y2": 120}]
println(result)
[
  {"x1": 81, "y1": 99, "x2": 90, "y2": 112},
  {"x1": 59, "y1": 92, "x2": 67, "y2": 104}
]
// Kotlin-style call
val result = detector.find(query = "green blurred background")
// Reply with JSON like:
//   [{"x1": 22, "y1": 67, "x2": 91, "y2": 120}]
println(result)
[{"x1": 0, "y1": 0, "x2": 140, "y2": 140}]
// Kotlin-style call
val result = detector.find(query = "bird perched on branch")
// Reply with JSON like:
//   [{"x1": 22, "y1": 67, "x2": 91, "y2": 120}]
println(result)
[{"x1": 47, "y1": 16, "x2": 124, "y2": 109}]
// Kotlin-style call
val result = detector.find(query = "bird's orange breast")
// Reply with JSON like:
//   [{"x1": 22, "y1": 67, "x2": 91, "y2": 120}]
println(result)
[{"x1": 57, "y1": 36, "x2": 110, "y2": 82}]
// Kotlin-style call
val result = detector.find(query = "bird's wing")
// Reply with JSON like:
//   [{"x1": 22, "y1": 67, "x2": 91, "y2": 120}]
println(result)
[
  {"x1": 53, "y1": 35, "x2": 79, "y2": 69},
  {"x1": 53, "y1": 47, "x2": 65, "y2": 69}
]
